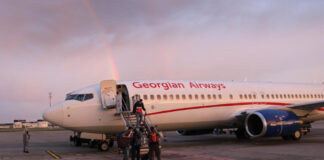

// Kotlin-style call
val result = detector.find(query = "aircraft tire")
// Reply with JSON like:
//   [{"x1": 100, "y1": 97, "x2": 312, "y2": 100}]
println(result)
[
  {"x1": 291, "y1": 130, "x2": 302, "y2": 140},
  {"x1": 282, "y1": 130, "x2": 302, "y2": 141},
  {"x1": 99, "y1": 141, "x2": 109, "y2": 151}
]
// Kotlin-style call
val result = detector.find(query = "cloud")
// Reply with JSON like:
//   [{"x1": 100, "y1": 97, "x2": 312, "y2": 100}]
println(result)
[{"x1": 0, "y1": 0, "x2": 324, "y2": 122}]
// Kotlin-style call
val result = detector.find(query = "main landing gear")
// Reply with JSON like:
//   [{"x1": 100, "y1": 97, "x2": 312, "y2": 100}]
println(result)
[
  {"x1": 282, "y1": 130, "x2": 302, "y2": 140},
  {"x1": 282, "y1": 124, "x2": 311, "y2": 141}
]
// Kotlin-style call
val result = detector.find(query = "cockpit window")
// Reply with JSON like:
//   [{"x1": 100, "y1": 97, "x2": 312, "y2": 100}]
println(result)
[
  {"x1": 84, "y1": 94, "x2": 94, "y2": 101},
  {"x1": 76, "y1": 95, "x2": 84, "y2": 101},
  {"x1": 65, "y1": 93, "x2": 94, "y2": 102}
]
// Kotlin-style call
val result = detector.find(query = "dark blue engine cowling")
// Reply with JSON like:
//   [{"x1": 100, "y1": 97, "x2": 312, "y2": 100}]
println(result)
[{"x1": 245, "y1": 109, "x2": 301, "y2": 138}]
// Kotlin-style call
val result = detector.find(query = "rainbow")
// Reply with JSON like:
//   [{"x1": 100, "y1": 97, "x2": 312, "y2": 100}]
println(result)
[{"x1": 82, "y1": 0, "x2": 120, "y2": 80}]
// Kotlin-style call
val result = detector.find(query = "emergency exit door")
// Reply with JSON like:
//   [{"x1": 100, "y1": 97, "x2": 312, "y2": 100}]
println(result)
[{"x1": 100, "y1": 80, "x2": 117, "y2": 109}]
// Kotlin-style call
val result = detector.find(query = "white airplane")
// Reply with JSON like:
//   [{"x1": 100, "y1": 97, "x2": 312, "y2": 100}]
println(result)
[{"x1": 43, "y1": 80, "x2": 324, "y2": 149}]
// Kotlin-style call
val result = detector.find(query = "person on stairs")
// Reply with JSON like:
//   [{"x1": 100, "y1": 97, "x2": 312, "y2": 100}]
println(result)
[
  {"x1": 148, "y1": 126, "x2": 161, "y2": 160},
  {"x1": 131, "y1": 128, "x2": 142, "y2": 160},
  {"x1": 132, "y1": 99, "x2": 146, "y2": 127}
]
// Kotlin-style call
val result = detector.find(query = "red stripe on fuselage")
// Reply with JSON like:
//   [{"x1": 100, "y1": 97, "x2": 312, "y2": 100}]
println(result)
[
  {"x1": 146, "y1": 102, "x2": 292, "y2": 116},
  {"x1": 317, "y1": 108, "x2": 324, "y2": 111}
]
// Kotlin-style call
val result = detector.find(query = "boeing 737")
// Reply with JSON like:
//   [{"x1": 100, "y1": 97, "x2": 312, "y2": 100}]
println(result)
[{"x1": 43, "y1": 80, "x2": 324, "y2": 150}]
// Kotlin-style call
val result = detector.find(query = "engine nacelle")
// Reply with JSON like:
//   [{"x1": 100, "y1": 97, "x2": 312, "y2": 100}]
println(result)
[
  {"x1": 176, "y1": 129, "x2": 214, "y2": 136},
  {"x1": 245, "y1": 109, "x2": 301, "y2": 138}
]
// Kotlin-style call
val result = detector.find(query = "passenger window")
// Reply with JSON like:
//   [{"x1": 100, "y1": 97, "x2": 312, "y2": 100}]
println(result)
[
  {"x1": 253, "y1": 95, "x2": 256, "y2": 99},
  {"x1": 201, "y1": 95, "x2": 205, "y2": 100},
  {"x1": 195, "y1": 94, "x2": 199, "y2": 100},
  {"x1": 213, "y1": 94, "x2": 217, "y2": 99},
  {"x1": 218, "y1": 94, "x2": 222, "y2": 99},
  {"x1": 299, "y1": 94, "x2": 302, "y2": 99},
  {"x1": 314, "y1": 94, "x2": 318, "y2": 98},
  {"x1": 248, "y1": 95, "x2": 252, "y2": 99},
  {"x1": 266, "y1": 94, "x2": 270, "y2": 99},
  {"x1": 306, "y1": 94, "x2": 309, "y2": 98},
  {"x1": 311, "y1": 94, "x2": 314, "y2": 98},
  {"x1": 143, "y1": 95, "x2": 148, "y2": 100},
  {"x1": 291, "y1": 94, "x2": 294, "y2": 99},
  {"x1": 275, "y1": 94, "x2": 279, "y2": 99},
  {"x1": 229, "y1": 94, "x2": 233, "y2": 99},
  {"x1": 284, "y1": 94, "x2": 287, "y2": 99},
  {"x1": 271, "y1": 94, "x2": 275, "y2": 99},
  {"x1": 84, "y1": 94, "x2": 94, "y2": 101},
  {"x1": 163, "y1": 94, "x2": 167, "y2": 100},
  {"x1": 244, "y1": 94, "x2": 248, "y2": 99},
  {"x1": 207, "y1": 94, "x2": 212, "y2": 100},
  {"x1": 240, "y1": 95, "x2": 243, "y2": 99},
  {"x1": 279, "y1": 94, "x2": 283, "y2": 99},
  {"x1": 176, "y1": 94, "x2": 180, "y2": 100},
  {"x1": 295, "y1": 94, "x2": 298, "y2": 99},
  {"x1": 261, "y1": 95, "x2": 264, "y2": 99},
  {"x1": 150, "y1": 95, "x2": 155, "y2": 100},
  {"x1": 157, "y1": 95, "x2": 161, "y2": 100},
  {"x1": 182, "y1": 94, "x2": 186, "y2": 100},
  {"x1": 188, "y1": 94, "x2": 193, "y2": 100},
  {"x1": 169, "y1": 95, "x2": 174, "y2": 100}
]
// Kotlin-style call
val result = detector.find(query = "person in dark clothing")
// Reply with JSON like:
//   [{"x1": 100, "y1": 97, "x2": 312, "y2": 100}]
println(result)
[
  {"x1": 121, "y1": 127, "x2": 134, "y2": 160},
  {"x1": 132, "y1": 99, "x2": 146, "y2": 127},
  {"x1": 148, "y1": 126, "x2": 161, "y2": 160},
  {"x1": 131, "y1": 128, "x2": 142, "y2": 160}
]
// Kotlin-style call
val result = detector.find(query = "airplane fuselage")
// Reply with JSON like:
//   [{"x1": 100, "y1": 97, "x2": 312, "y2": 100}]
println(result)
[{"x1": 44, "y1": 80, "x2": 324, "y2": 134}]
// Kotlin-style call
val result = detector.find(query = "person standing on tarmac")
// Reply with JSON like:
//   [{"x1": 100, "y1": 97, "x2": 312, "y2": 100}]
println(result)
[
  {"x1": 132, "y1": 99, "x2": 146, "y2": 127},
  {"x1": 149, "y1": 126, "x2": 161, "y2": 160},
  {"x1": 22, "y1": 126, "x2": 30, "y2": 153},
  {"x1": 121, "y1": 127, "x2": 134, "y2": 160},
  {"x1": 131, "y1": 128, "x2": 142, "y2": 160}
]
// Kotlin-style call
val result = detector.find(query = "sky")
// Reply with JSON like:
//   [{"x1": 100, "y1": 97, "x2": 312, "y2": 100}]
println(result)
[{"x1": 0, "y1": 0, "x2": 324, "y2": 123}]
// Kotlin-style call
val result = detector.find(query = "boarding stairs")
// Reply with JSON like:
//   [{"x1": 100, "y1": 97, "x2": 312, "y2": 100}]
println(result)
[{"x1": 119, "y1": 100, "x2": 159, "y2": 155}]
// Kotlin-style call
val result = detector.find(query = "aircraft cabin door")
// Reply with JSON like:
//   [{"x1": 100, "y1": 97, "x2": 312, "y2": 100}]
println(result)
[{"x1": 100, "y1": 80, "x2": 117, "y2": 109}]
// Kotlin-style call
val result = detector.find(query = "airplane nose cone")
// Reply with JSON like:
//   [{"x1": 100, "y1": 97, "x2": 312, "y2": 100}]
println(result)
[{"x1": 43, "y1": 105, "x2": 64, "y2": 126}]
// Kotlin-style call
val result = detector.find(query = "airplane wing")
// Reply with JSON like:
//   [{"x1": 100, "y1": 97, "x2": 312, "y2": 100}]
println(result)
[
  {"x1": 284, "y1": 100, "x2": 324, "y2": 111},
  {"x1": 235, "y1": 100, "x2": 324, "y2": 124},
  {"x1": 258, "y1": 100, "x2": 324, "y2": 121}
]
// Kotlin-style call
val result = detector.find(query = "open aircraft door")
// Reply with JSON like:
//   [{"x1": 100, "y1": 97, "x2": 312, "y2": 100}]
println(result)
[{"x1": 100, "y1": 80, "x2": 117, "y2": 109}]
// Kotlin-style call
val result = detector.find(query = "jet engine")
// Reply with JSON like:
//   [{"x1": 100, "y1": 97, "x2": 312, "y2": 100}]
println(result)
[
  {"x1": 176, "y1": 129, "x2": 214, "y2": 136},
  {"x1": 245, "y1": 109, "x2": 301, "y2": 138}
]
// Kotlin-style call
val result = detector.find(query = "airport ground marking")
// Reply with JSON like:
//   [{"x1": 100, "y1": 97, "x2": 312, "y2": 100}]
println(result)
[{"x1": 46, "y1": 150, "x2": 61, "y2": 159}]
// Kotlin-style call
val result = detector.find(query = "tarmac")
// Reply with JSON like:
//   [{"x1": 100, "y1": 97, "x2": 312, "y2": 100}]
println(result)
[{"x1": 1, "y1": 121, "x2": 324, "y2": 160}]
